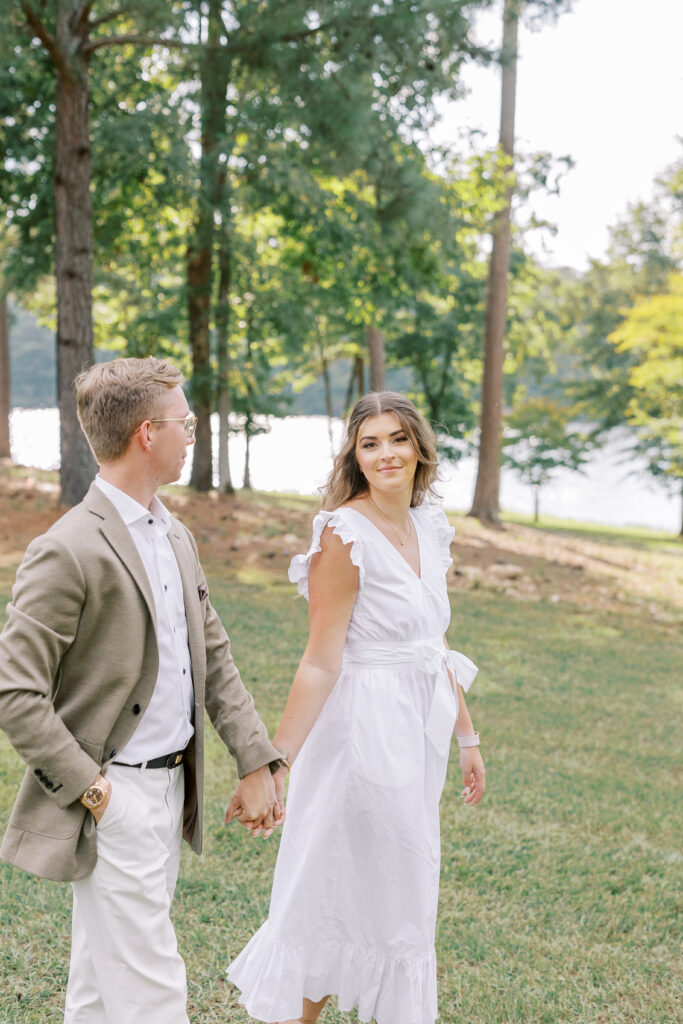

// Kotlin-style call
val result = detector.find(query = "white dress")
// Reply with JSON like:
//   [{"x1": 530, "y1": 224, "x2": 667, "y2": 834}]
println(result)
[{"x1": 227, "y1": 504, "x2": 477, "y2": 1024}]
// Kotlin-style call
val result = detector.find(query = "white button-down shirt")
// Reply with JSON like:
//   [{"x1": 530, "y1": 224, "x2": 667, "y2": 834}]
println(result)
[{"x1": 95, "y1": 476, "x2": 194, "y2": 764}]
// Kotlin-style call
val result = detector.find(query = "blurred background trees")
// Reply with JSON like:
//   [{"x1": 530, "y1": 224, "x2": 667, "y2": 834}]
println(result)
[{"x1": 1, "y1": 1, "x2": 681, "y2": 533}]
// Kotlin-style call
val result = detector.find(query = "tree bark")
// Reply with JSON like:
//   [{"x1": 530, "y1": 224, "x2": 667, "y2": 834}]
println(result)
[
  {"x1": 216, "y1": 230, "x2": 234, "y2": 495},
  {"x1": 367, "y1": 325, "x2": 386, "y2": 392},
  {"x1": 468, "y1": 0, "x2": 519, "y2": 528},
  {"x1": 54, "y1": 3, "x2": 97, "y2": 504},
  {"x1": 317, "y1": 324, "x2": 335, "y2": 457},
  {"x1": 0, "y1": 294, "x2": 10, "y2": 459},
  {"x1": 243, "y1": 416, "x2": 252, "y2": 490},
  {"x1": 189, "y1": 0, "x2": 231, "y2": 491},
  {"x1": 187, "y1": 238, "x2": 213, "y2": 490},
  {"x1": 355, "y1": 353, "x2": 365, "y2": 398},
  {"x1": 343, "y1": 358, "x2": 356, "y2": 413}
]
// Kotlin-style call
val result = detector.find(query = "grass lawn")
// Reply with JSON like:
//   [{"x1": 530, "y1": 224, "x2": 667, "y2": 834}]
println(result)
[{"x1": 0, "y1": 495, "x2": 681, "y2": 1023}]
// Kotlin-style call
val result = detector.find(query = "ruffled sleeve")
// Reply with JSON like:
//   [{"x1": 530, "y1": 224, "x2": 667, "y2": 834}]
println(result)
[
  {"x1": 419, "y1": 503, "x2": 455, "y2": 572},
  {"x1": 288, "y1": 509, "x2": 364, "y2": 601}
]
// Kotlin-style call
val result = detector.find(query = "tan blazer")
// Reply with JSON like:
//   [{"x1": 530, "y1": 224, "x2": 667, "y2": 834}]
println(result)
[{"x1": 0, "y1": 483, "x2": 279, "y2": 882}]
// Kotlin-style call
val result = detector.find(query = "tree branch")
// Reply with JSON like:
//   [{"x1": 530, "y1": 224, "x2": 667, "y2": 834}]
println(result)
[
  {"x1": 76, "y1": 2, "x2": 95, "y2": 32},
  {"x1": 89, "y1": 5, "x2": 134, "y2": 31},
  {"x1": 21, "y1": 0, "x2": 68, "y2": 74},
  {"x1": 223, "y1": 17, "x2": 339, "y2": 56},
  {"x1": 83, "y1": 33, "x2": 190, "y2": 54}
]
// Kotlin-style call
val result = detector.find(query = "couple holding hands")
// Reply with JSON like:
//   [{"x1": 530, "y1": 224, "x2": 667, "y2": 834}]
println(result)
[{"x1": 0, "y1": 357, "x2": 485, "y2": 1024}]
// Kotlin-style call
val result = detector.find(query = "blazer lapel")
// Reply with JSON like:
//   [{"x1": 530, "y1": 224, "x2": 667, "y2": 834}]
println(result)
[
  {"x1": 84, "y1": 484, "x2": 157, "y2": 629},
  {"x1": 168, "y1": 526, "x2": 206, "y2": 689}
]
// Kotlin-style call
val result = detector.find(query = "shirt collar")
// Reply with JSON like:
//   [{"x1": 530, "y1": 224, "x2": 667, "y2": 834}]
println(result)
[{"x1": 95, "y1": 475, "x2": 171, "y2": 535}]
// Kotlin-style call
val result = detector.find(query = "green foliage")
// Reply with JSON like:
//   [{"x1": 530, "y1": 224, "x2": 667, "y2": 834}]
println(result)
[
  {"x1": 564, "y1": 174, "x2": 681, "y2": 432},
  {"x1": 609, "y1": 274, "x2": 683, "y2": 493},
  {"x1": 502, "y1": 396, "x2": 592, "y2": 519}
]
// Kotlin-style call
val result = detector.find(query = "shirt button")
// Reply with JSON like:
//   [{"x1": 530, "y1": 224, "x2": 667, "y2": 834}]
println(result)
[
  {"x1": 182, "y1": 669, "x2": 186, "y2": 675},
  {"x1": 148, "y1": 518, "x2": 153, "y2": 525}
]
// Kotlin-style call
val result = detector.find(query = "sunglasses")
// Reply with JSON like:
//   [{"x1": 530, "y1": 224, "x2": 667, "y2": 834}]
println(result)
[{"x1": 149, "y1": 414, "x2": 198, "y2": 439}]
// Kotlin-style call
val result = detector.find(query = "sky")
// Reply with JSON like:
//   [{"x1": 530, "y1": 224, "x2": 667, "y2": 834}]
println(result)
[{"x1": 435, "y1": 0, "x2": 683, "y2": 270}]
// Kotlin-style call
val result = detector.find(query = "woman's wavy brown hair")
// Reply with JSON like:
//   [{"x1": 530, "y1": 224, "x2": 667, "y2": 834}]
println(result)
[{"x1": 321, "y1": 392, "x2": 439, "y2": 510}]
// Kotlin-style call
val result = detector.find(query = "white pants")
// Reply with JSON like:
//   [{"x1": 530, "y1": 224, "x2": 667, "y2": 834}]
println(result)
[{"x1": 64, "y1": 763, "x2": 189, "y2": 1024}]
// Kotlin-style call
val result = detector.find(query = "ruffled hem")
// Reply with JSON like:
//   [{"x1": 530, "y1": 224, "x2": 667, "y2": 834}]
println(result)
[
  {"x1": 416, "y1": 503, "x2": 455, "y2": 572},
  {"x1": 227, "y1": 923, "x2": 437, "y2": 1024},
  {"x1": 288, "y1": 509, "x2": 365, "y2": 600}
]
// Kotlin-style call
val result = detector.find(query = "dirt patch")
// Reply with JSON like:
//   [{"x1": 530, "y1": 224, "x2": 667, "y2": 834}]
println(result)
[{"x1": 448, "y1": 515, "x2": 682, "y2": 623}]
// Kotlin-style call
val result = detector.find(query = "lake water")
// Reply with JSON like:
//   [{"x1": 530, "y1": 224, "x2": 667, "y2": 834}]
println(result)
[{"x1": 8, "y1": 408, "x2": 680, "y2": 533}]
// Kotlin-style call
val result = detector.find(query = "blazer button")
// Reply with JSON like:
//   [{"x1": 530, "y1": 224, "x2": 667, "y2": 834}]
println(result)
[
  {"x1": 45, "y1": 780, "x2": 54, "y2": 790},
  {"x1": 132, "y1": 704, "x2": 141, "y2": 715},
  {"x1": 108, "y1": 749, "x2": 118, "y2": 760},
  {"x1": 34, "y1": 768, "x2": 42, "y2": 777}
]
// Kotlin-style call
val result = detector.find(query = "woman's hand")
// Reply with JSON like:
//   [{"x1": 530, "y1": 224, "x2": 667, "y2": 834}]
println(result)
[
  {"x1": 460, "y1": 747, "x2": 485, "y2": 806},
  {"x1": 272, "y1": 764, "x2": 288, "y2": 827}
]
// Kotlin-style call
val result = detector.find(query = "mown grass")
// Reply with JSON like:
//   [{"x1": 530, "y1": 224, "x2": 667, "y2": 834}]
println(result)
[{"x1": 0, "y1": 526, "x2": 681, "y2": 1022}]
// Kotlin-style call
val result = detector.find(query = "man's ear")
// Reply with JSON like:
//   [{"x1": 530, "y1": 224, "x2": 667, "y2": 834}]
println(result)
[{"x1": 134, "y1": 421, "x2": 153, "y2": 451}]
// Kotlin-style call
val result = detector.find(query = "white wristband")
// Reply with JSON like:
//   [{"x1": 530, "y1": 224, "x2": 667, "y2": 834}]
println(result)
[{"x1": 457, "y1": 733, "x2": 480, "y2": 748}]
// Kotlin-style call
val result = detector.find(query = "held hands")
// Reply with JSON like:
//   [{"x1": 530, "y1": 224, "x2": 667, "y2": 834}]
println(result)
[
  {"x1": 460, "y1": 747, "x2": 485, "y2": 807},
  {"x1": 225, "y1": 764, "x2": 286, "y2": 839}
]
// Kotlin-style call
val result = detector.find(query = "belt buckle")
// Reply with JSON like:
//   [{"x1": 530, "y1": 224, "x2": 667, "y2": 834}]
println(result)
[{"x1": 173, "y1": 752, "x2": 183, "y2": 767}]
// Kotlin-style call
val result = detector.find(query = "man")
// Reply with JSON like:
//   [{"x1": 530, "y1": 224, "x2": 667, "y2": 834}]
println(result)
[{"x1": 0, "y1": 357, "x2": 284, "y2": 1023}]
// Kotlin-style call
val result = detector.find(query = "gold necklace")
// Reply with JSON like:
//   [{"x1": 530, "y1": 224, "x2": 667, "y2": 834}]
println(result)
[{"x1": 368, "y1": 494, "x2": 412, "y2": 547}]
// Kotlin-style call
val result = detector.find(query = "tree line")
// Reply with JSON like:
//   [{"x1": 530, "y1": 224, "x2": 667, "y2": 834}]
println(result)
[{"x1": 1, "y1": 1, "x2": 681, "y2": 532}]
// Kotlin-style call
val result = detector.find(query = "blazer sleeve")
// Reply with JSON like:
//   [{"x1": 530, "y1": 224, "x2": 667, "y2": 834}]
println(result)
[
  {"x1": 0, "y1": 534, "x2": 102, "y2": 809},
  {"x1": 183, "y1": 527, "x2": 279, "y2": 779}
]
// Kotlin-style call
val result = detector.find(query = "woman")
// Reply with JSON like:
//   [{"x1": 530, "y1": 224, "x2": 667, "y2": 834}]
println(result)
[{"x1": 227, "y1": 392, "x2": 485, "y2": 1024}]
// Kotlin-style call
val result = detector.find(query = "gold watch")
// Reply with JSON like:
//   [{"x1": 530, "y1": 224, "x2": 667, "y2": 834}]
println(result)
[{"x1": 80, "y1": 774, "x2": 110, "y2": 811}]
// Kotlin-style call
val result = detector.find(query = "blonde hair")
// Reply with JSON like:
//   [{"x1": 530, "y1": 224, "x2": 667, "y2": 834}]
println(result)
[
  {"x1": 322, "y1": 392, "x2": 439, "y2": 510},
  {"x1": 76, "y1": 357, "x2": 184, "y2": 463}
]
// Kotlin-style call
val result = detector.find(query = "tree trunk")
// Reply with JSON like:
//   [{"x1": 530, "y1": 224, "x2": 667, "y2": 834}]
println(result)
[
  {"x1": 0, "y1": 294, "x2": 10, "y2": 459},
  {"x1": 187, "y1": 242, "x2": 213, "y2": 489},
  {"x1": 343, "y1": 358, "x2": 356, "y2": 413},
  {"x1": 468, "y1": 0, "x2": 519, "y2": 528},
  {"x1": 317, "y1": 325, "x2": 335, "y2": 457},
  {"x1": 216, "y1": 231, "x2": 234, "y2": 495},
  {"x1": 54, "y1": 4, "x2": 97, "y2": 504},
  {"x1": 367, "y1": 325, "x2": 386, "y2": 392},
  {"x1": 355, "y1": 353, "x2": 365, "y2": 398},
  {"x1": 189, "y1": 0, "x2": 231, "y2": 491},
  {"x1": 533, "y1": 484, "x2": 539, "y2": 523},
  {"x1": 679, "y1": 481, "x2": 683, "y2": 538},
  {"x1": 243, "y1": 417, "x2": 252, "y2": 490}
]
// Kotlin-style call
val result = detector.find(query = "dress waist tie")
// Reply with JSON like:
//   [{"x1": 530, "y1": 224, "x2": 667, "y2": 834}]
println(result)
[{"x1": 343, "y1": 637, "x2": 478, "y2": 757}]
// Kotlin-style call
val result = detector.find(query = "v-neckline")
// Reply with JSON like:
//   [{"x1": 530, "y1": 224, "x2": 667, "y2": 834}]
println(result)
[{"x1": 342, "y1": 505, "x2": 422, "y2": 581}]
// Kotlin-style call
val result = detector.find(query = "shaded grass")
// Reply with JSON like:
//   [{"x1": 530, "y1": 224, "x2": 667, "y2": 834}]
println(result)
[{"x1": 0, "y1": 561, "x2": 681, "y2": 1021}]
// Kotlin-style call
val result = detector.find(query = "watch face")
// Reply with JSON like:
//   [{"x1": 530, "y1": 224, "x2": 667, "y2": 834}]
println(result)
[{"x1": 86, "y1": 786, "x2": 104, "y2": 807}]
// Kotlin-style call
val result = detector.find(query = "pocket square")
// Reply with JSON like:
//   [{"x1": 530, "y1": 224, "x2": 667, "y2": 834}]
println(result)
[{"x1": 198, "y1": 583, "x2": 209, "y2": 602}]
